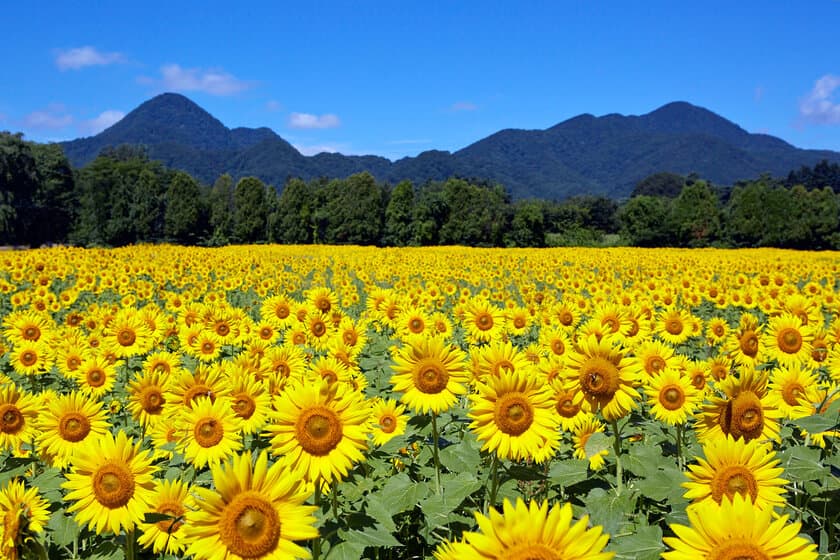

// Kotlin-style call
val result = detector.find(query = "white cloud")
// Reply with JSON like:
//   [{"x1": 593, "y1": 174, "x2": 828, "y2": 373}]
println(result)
[
  {"x1": 141, "y1": 64, "x2": 253, "y2": 96},
  {"x1": 266, "y1": 100, "x2": 282, "y2": 112},
  {"x1": 450, "y1": 101, "x2": 478, "y2": 112},
  {"x1": 292, "y1": 143, "x2": 348, "y2": 156},
  {"x1": 22, "y1": 104, "x2": 73, "y2": 130},
  {"x1": 288, "y1": 112, "x2": 341, "y2": 129},
  {"x1": 81, "y1": 110, "x2": 125, "y2": 135},
  {"x1": 55, "y1": 46, "x2": 125, "y2": 70},
  {"x1": 799, "y1": 74, "x2": 840, "y2": 124}
]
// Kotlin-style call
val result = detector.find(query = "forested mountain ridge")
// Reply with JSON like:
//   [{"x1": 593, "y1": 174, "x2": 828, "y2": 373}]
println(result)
[{"x1": 60, "y1": 93, "x2": 840, "y2": 199}]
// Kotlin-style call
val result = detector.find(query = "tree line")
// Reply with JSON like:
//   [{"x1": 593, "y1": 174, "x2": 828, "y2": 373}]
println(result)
[{"x1": 3, "y1": 131, "x2": 840, "y2": 249}]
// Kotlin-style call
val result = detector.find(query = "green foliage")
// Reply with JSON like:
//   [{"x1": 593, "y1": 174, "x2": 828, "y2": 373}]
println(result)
[
  {"x1": 618, "y1": 195, "x2": 672, "y2": 246},
  {"x1": 670, "y1": 180, "x2": 721, "y2": 246},
  {"x1": 208, "y1": 173, "x2": 235, "y2": 244},
  {"x1": 273, "y1": 178, "x2": 313, "y2": 244},
  {"x1": 632, "y1": 171, "x2": 686, "y2": 198},
  {"x1": 164, "y1": 171, "x2": 204, "y2": 243},
  {"x1": 232, "y1": 176, "x2": 268, "y2": 243},
  {"x1": 382, "y1": 180, "x2": 415, "y2": 246}
]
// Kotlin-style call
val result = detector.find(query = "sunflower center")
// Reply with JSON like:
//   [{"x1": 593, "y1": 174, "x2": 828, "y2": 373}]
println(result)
[
  {"x1": 259, "y1": 327, "x2": 273, "y2": 340},
  {"x1": 320, "y1": 369, "x2": 338, "y2": 385},
  {"x1": 812, "y1": 343, "x2": 828, "y2": 362},
  {"x1": 782, "y1": 383, "x2": 805, "y2": 407},
  {"x1": 713, "y1": 324, "x2": 725, "y2": 337},
  {"x1": 513, "y1": 316, "x2": 526, "y2": 329},
  {"x1": 603, "y1": 317, "x2": 619, "y2": 333},
  {"x1": 550, "y1": 339, "x2": 565, "y2": 356},
  {"x1": 579, "y1": 357, "x2": 620, "y2": 398},
  {"x1": 23, "y1": 326, "x2": 40, "y2": 340},
  {"x1": 201, "y1": 341, "x2": 215, "y2": 354},
  {"x1": 59, "y1": 412, "x2": 91, "y2": 442},
  {"x1": 555, "y1": 394, "x2": 580, "y2": 418},
  {"x1": 559, "y1": 311, "x2": 574, "y2": 326},
  {"x1": 722, "y1": 391, "x2": 764, "y2": 441},
  {"x1": 492, "y1": 359, "x2": 516, "y2": 376},
  {"x1": 507, "y1": 543, "x2": 560, "y2": 560},
  {"x1": 475, "y1": 312, "x2": 494, "y2": 331},
  {"x1": 709, "y1": 541, "x2": 770, "y2": 560},
  {"x1": 311, "y1": 320, "x2": 326, "y2": 337},
  {"x1": 342, "y1": 330, "x2": 358, "y2": 345},
  {"x1": 87, "y1": 368, "x2": 106, "y2": 387},
  {"x1": 691, "y1": 372, "x2": 706, "y2": 390},
  {"x1": 316, "y1": 298, "x2": 331, "y2": 312},
  {"x1": 232, "y1": 392, "x2": 257, "y2": 420},
  {"x1": 645, "y1": 356, "x2": 666, "y2": 375},
  {"x1": 275, "y1": 304, "x2": 290, "y2": 319},
  {"x1": 626, "y1": 319, "x2": 640, "y2": 337},
  {"x1": 21, "y1": 350, "x2": 38, "y2": 366},
  {"x1": 218, "y1": 492, "x2": 281, "y2": 559},
  {"x1": 296, "y1": 406, "x2": 343, "y2": 456},
  {"x1": 711, "y1": 466, "x2": 759, "y2": 503},
  {"x1": 0, "y1": 404, "x2": 24, "y2": 434},
  {"x1": 184, "y1": 384, "x2": 214, "y2": 405},
  {"x1": 494, "y1": 393, "x2": 534, "y2": 436},
  {"x1": 777, "y1": 328, "x2": 802, "y2": 354},
  {"x1": 739, "y1": 331, "x2": 759, "y2": 358},
  {"x1": 660, "y1": 385, "x2": 685, "y2": 411},
  {"x1": 67, "y1": 356, "x2": 81, "y2": 370},
  {"x1": 194, "y1": 418, "x2": 225, "y2": 448},
  {"x1": 666, "y1": 318, "x2": 684, "y2": 335},
  {"x1": 93, "y1": 462, "x2": 135, "y2": 509},
  {"x1": 155, "y1": 502, "x2": 185, "y2": 533},
  {"x1": 414, "y1": 359, "x2": 450, "y2": 394},
  {"x1": 379, "y1": 414, "x2": 397, "y2": 433},
  {"x1": 117, "y1": 328, "x2": 136, "y2": 346},
  {"x1": 215, "y1": 323, "x2": 230, "y2": 337},
  {"x1": 140, "y1": 387, "x2": 165, "y2": 414}
]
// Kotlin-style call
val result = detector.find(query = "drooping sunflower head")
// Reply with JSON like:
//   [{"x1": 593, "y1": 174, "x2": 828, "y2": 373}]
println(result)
[
  {"x1": 0, "y1": 478, "x2": 51, "y2": 558},
  {"x1": 572, "y1": 414, "x2": 610, "y2": 470},
  {"x1": 698, "y1": 367, "x2": 781, "y2": 444}
]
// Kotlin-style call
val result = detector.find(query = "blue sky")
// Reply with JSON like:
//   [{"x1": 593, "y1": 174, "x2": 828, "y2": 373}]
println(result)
[{"x1": 3, "y1": 1, "x2": 840, "y2": 160}]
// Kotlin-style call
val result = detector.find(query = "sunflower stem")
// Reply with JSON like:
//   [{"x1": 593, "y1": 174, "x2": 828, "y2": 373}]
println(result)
[
  {"x1": 675, "y1": 423, "x2": 684, "y2": 470},
  {"x1": 611, "y1": 418, "x2": 623, "y2": 496},
  {"x1": 431, "y1": 413, "x2": 442, "y2": 495},
  {"x1": 313, "y1": 479, "x2": 322, "y2": 560},
  {"x1": 486, "y1": 453, "x2": 500, "y2": 513},
  {"x1": 125, "y1": 528, "x2": 136, "y2": 560}
]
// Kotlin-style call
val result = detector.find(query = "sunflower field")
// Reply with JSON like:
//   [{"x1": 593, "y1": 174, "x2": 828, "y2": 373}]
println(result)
[{"x1": 1, "y1": 244, "x2": 839, "y2": 560}]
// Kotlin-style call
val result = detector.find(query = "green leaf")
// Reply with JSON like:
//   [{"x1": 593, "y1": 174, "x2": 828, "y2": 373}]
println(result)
[
  {"x1": 421, "y1": 472, "x2": 483, "y2": 526},
  {"x1": 325, "y1": 541, "x2": 366, "y2": 560},
  {"x1": 584, "y1": 431, "x2": 611, "y2": 457},
  {"x1": 549, "y1": 459, "x2": 589, "y2": 487},
  {"x1": 794, "y1": 399, "x2": 840, "y2": 434},
  {"x1": 30, "y1": 468, "x2": 63, "y2": 502},
  {"x1": 381, "y1": 473, "x2": 430, "y2": 514},
  {"x1": 609, "y1": 524, "x2": 664, "y2": 560},
  {"x1": 633, "y1": 466, "x2": 686, "y2": 502},
  {"x1": 342, "y1": 527, "x2": 402, "y2": 548},
  {"x1": 584, "y1": 487, "x2": 638, "y2": 536},
  {"x1": 46, "y1": 509, "x2": 79, "y2": 547},
  {"x1": 778, "y1": 445, "x2": 828, "y2": 483},
  {"x1": 438, "y1": 431, "x2": 482, "y2": 473},
  {"x1": 365, "y1": 493, "x2": 397, "y2": 532}
]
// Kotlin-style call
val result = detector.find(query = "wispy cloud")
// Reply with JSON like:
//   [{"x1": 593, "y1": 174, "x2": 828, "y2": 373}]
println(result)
[
  {"x1": 293, "y1": 142, "x2": 348, "y2": 156},
  {"x1": 450, "y1": 101, "x2": 478, "y2": 112},
  {"x1": 266, "y1": 100, "x2": 283, "y2": 112},
  {"x1": 22, "y1": 104, "x2": 73, "y2": 130},
  {"x1": 55, "y1": 46, "x2": 125, "y2": 71},
  {"x1": 288, "y1": 112, "x2": 341, "y2": 129},
  {"x1": 81, "y1": 110, "x2": 125, "y2": 135},
  {"x1": 799, "y1": 74, "x2": 840, "y2": 125},
  {"x1": 139, "y1": 64, "x2": 254, "y2": 96},
  {"x1": 754, "y1": 85, "x2": 765, "y2": 103}
]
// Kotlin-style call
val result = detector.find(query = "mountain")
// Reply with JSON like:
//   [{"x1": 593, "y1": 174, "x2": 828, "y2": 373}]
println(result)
[{"x1": 60, "y1": 94, "x2": 840, "y2": 200}]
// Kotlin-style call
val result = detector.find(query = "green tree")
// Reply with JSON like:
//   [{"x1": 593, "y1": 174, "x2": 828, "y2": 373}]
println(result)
[
  {"x1": 208, "y1": 173, "x2": 235, "y2": 244},
  {"x1": 631, "y1": 172, "x2": 685, "y2": 198},
  {"x1": 505, "y1": 200, "x2": 546, "y2": 247},
  {"x1": 131, "y1": 167, "x2": 165, "y2": 242},
  {"x1": 321, "y1": 172, "x2": 384, "y2": 245},
  {"x1": 233, "y1": 176, "x2": 267, "y2": 243},
  {"x1": 273, "y1": 178, "x2": 313, "y2": 244},
  {"x1": 0, "y1": 132, "x2": 39, "y2": 244},
  {"x1": 164, "y1": 171, "x2": 203, "y2": 243},
  {"x1": 30, "y1": 142, "x2": 75, "y2": 244},
  {"x1": 725, "y1": 179, "x2": 790, "y2": 247},
  {"x1": 412, "y1": 181, "x2": 448, "y2": 245},
  {"x1": 618, "y1": 195, "x2": 672, "y2": 246},
  {"x1": 439, "y1": 178, "x2": 507, "y2": 246},
  {"x1": 382, "y1": 180, "x2": 415, "y2": 246},
  {"x1": 670, "y1": 180, "x2": 721, "y2": 246}
]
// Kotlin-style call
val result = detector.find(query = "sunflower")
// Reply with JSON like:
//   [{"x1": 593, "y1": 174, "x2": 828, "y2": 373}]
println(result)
[
  {"x1": 190, "y1": 331, "x2": 224, "y2": 362},
  {"x1": 127, "y1": 369, "x2": 170, "y2": 427},
  {"x1": 766, "y1": 364, "x2": 821, "y2": 420},
  {"x1": 227, "y1": 374, "x2": 273, "y2": 435},
  {"x1": 370, "y1": 398, "x2": 409, "y2": 447},
  {"x1": 62, "y1": 430, "x2": 158, "y2": 535},
  {"x1": 74, "y1": 354, "x2": 118, "y2": 398},
  {"x1": 2, "y1": 310, "x2": 51, "y2": 346},
  {"x1": 307, "y1": 355, "x2": 352, "y2": 388},
  {"x1": 656, "y1": 307, "x2": 694, "y2": 346},
  {"x1": 183, "y1": 450, "x2": 318, "y2": 560},
  {"x1": 644, "y1": 368, "x2": 702, "y2": 426},
  {"x1": 260, "y1": 294, "x2": 297, "y2": 329},
  {"x1": 538, "y1": 326, "x2": 571, "y2": 360},
  {"x1": 572, "y1": 414, "x2": 610, "y2": 470},
  {"x1": 0, "y1": 385, "x2": 39, "y2": 454},
  {"x1": 390, "y1": 335, "x2": 471, "y2": 415},
  {"x1": 167, "y1": 364, "x2": 230, "y2": 408},
  {"x1": 398, "y1": 304, "x2": 432, "y2": 338},
  {"x1": 705, "y1": 316, "x2": 730, "y2": 345},
  {"x1": 0, "y1": 479, "x2": 50, "y2": 560},
  {"x1": 307, "y1": 286, "x2": 338, "y2": 315},
  {"x1": 590, "y1": 303, "x2": 631, "y2": 340},
  {"x1": 434, "y1": 499, "x2": 614, "y2": 560},
  {"x1": 697, "y1": 367, "x2": 782, "y2": 444},
  {"x1": 55, "y1": 342, "x2": 90, "y2": 379},
  {"x1": 505, "y1": 306, "x2": 532, "y2": 337},
  {"x1": 264, "y1": 345, "x2": 308, "y2": 390},
  {"x1": 10, "y1": 340, "x2": 53, "y2": 376},
  {"x1": 36, "y1": 391, "x2": 110, "y2": 468},
  {"x1": 564, "y1": 335, "x2": 641, "y2": 421},
  {"x1": 137, "y1": 479, "x2": 195, "y2": 555},
  {"x1": 472, "y1": 341, "x2": 532, "y2": 381},
  {"x1": 149, "y1": 416, "x2": 182, "y2": 461},
  {"x1": 468, "y1": 369, "x2": 559, "y2": 463},
  {"x1": 266, "y1": 380, "x2": 371, "y2": 484},
  {"x1": 102, "y1": 307, "x2": 154, "y2": 358},
  {"x1": 663, "y1": 493, "x2": 817, "y2": 560},
  {"x1": 724, "y1": 313, "x2": 765, "y2": 367},
  {"x1": 463, "y1": 298, "x2": 506, "y2": 344},
  {"x1": 178, "y1": 396, "x2": 244, "y2": 469},
  {"x1": 306, "y1": 312, "x2": 333, "y2": 350},
  {"x1": 708, "y1": 355, "x2": 733, "y2": 381},
  {"x1": 633, "y1": 339, "x2": 675, "y2": 378},
  {"x1": 766, "y1": 312, "x2": 814, "y2": 369},
  {"x1": 682, "y1": 434, "x2": 787, "y2": 510},
  {"x1": 548, "y1": 301, "x2": 579, "y2": 330},
  {"x1": 550, "y1": 383, "x2": 587, "y2": 432}
]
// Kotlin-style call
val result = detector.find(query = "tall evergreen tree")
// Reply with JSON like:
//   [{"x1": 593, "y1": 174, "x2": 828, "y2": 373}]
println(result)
[
  {"x1": 273, "y1": 178, "x2": 313, "y2": 244},
  {"x1": 164, "y1": 171, "x2": 203, "y2": 243},
  {"x1": 233, "y1": 176, "x2": 268, "y2": 243},
  {"x1": 382, "y1": 180, "x2": 415, "y2": 246}
]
